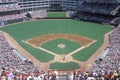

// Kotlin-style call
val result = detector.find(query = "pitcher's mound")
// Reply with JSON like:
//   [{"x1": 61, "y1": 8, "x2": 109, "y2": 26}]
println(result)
[{"x1": 57, "y1": 44, "x2": 66, "y2": 49}]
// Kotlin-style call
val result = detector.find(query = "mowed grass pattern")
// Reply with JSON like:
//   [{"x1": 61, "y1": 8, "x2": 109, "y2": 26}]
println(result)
[
  {"x1": 0, "y1": 19, "x2": 113, "y2": 63},
  {"x1": 41, "y1": 38, "x2": 81, "y2": 54}
]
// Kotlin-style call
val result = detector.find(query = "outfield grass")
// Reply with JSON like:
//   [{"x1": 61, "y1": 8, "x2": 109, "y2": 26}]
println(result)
[
  {"x1": 47, "y1": 12, "x2": 66, "y2": 17},
  {"x1": 0, "y1": 19, "x2": 113, "y2": 63},
  {"x1": 50, "y1": 62, "x2": 80, "y2": 70},
  {"x1": 72, "y1": 38, "x2": 103, "y2": 61},
  {"x1": 41, "y1": 38, "x2": 81, "y2": 54}
]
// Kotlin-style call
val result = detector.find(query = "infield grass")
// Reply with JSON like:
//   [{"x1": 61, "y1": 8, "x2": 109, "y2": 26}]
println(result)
[
  {"x1": 41, "y1": 38, "x2": 81, "y2": 54},
  {"x1": 50, "y1": 62, "x2": 80, "y2": 70}
]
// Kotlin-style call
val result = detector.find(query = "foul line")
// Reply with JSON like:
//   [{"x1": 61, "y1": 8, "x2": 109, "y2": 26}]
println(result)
[
  {"x1": 67, "y1": 40, "x2": 96, "y2": 56},
  {"x1": 24, "y1": 39, "x2": 96, "y2": 58},
  {"x1": 37, "y1": 40, "x2": 96, "y2": 57},
  {"x1": 37, "y1": 47, "x2": 61, "y2": 56}
]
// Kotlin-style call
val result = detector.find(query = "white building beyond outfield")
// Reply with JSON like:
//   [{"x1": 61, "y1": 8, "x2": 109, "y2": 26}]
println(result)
[
  {"x1": 0, "y1": 0, "x2": 120, "y2": 13},
  {"x1": 0, "y1": 0, "x2": 83, "y2": 13}
]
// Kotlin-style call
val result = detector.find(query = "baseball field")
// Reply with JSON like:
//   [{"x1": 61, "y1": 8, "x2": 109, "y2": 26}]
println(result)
[{"x1": 0, "y1": 18, "x2": 113, "y2": 71}]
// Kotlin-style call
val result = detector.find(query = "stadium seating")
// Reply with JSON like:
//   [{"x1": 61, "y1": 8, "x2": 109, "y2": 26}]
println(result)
[
  {"x1": 0, "y1": 32, "x2": 47, "y2": 80},
  {"x1": 0, "y1": 3, "x2": 20, "y2": 12},
  {"x1": 0, "y1": 14, "x2": 29, "y2": 26},
  {"x1": 0, "y1": 1, "x2": 29, "y2": 26},
  {"x1": 77, "y1": 2, "x2": 119, "y2": 15},
  {"x1": 73, "y1": 2, "x2": 120, "y2": 26},
  {"x1": 28, "y1": 10, "x2": 47, "y2": 19},
  {"x1": 0, "y1": 0, "x2": 120, "y2": 80}
]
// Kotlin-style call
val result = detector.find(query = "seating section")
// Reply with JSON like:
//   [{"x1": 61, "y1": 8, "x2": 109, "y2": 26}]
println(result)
[
  {"x1": 73, "y1": 2, "x2": 120, "y2": 26},
  {"x1": 28, "y1": 10, "x2": 47, "y2": 19},
  {"x1": 0, "y1": 3, "x2": 20, "y2": 12},
  {"x1": 77, "y1": 2, "x2": 119, "y2": 15},
  {"x1": 0, "y1": 9, "x2": 47, "y2": 26},
  {"x1": 0, "y1": 1, "x2": 28, "y2": 26},
  {"x1": 0, "y1": 14, "x2": 27, "y2": 22},
  {"x1": 0, "y1": 1, "x2": 120, "y2": 80},
  {"x1": 0, "y1": 32, "x2": 37, "y2": 73},
  {"x1": 0, "y1": 32, "x2": 47, "y2": 80},
  {"x1": 0, "y1": 14, "x2": 28, "y2": 26},
  {"x1": 75, "y1": 12, "x2": 115, "y2": 23}
]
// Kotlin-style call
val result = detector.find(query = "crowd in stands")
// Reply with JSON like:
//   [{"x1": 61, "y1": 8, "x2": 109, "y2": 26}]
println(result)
[
  {"x1": 0, "y1": 0, "x2": 17, "y2": 3},
  {"x1": 0, "y1": 32, "x2": 47, "y2": 80},
  {"x1": 29, "y1": 10, "x2": 47, "y2": 19},
  {"x1": 0, "y1": 9, "x2": 47, "y2": 26},
  {"x1": 0, "y1": 3, "x2": 20, "y2": 12},
  {"x1": 0, "y1": 14, "x2": 27, "y2": 22},
  {"x1": 111, "y1": 18, "x2": 120, "y2": 26},
  {"x1": 75, "y1": 12, "x2": 115, "y2": 23},
  {"x1": 0, "y1": 14, "x2": 29, "y2": 26},
  {"x1": 77, "y1": 2, "x2": 119, "y2": 15},
  {"x1": 73, "y1": 2, "x2": 120, "y2": 26},
  {"x1": 0, "y1": 2, "x2": 29, "y2": 26}
]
